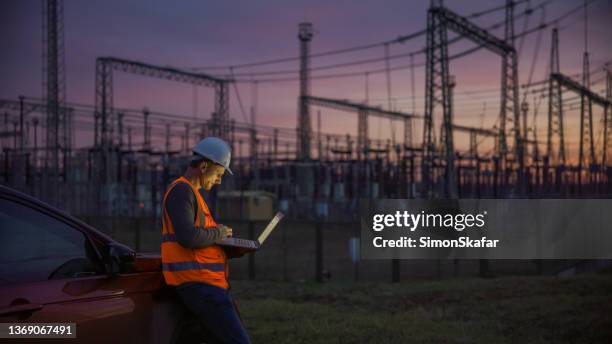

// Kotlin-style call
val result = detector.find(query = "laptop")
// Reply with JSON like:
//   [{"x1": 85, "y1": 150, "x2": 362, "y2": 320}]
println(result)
[{"x1": 217, "y1": 212, "x2": 284, "y2": 254}]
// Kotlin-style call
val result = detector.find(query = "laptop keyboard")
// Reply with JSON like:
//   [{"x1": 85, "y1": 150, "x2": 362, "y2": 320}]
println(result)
[{"x1": 220, "y1": 238, "x2": 258, "y2": 249}]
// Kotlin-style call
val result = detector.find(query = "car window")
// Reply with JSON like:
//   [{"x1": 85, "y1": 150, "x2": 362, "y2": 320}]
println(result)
[{"x1": 0, "y1": 198, "x2": 104, "y2": 285}]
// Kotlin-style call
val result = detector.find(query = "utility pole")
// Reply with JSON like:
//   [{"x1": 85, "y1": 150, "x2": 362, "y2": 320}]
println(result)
[
  {"x1": 118, "y1": 113, "x2": 124, "y2": 148},
  {"x1": 213, "y1": 82, "x2": 229, "y2": 141},
  {"x1": 521, "y1": 101, "x2": 529, "y2": 167},
  {"x1": 94, "y1": 112, "x2": 99, "y2": 147},
  {"x1": 317, "y1": 110, "x2": 322, "y2": 160},
  {"x1": 183, "y1": 123, "x2": 190, "y2": 154},
  {"x1": 33, "y1": 118, "x2": 39, "y2": 166},
  {"x1": 404, "y1": 117, "x2": 412, "y2": 148},
  {"x1": 127, "y1": 127, "x2": 133, "y2": 151},
  {"x1": 298, "y1": 22, "x2": 313, "y2": 160},
  {"x1": 143, "y1": 108, "x2": 150, "y2": 151},
  {"x1": 274, "y1": 128, "x2": 279, "y2": 161},
  {"x1": 19, "y1": 96, "x2": 25, "y2": 152},
  {"x1": 165, "y1": 123, "x2": 171, "y2": 152},
  {"x1": 1, "y1": 112, "x2": 7, "y2": 150},
  {"x1": 13, "y1": 121, "x2": 18, "y2": 150},
  {"x1": 603, "y1": 65, "x2": 611, "y2": 166}
]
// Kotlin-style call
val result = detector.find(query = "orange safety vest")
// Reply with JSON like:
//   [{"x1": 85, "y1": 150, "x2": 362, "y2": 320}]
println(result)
[{"x1": 161, "y1": 177, "x2": 228, "y2": 289}]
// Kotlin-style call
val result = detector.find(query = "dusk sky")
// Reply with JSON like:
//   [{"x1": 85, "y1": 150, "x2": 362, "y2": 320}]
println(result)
[{"x1": 1, "y1": 0, "x2": 611, "y2": 157}]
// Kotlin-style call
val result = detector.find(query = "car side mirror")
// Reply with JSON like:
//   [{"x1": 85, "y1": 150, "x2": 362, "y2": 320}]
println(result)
[{"x1": 105, "y1": 243, "x2": 135, "y2": 276}]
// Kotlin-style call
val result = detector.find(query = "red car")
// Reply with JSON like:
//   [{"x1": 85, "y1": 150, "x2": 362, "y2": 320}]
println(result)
[{"x1": 0, "y1": 185, "x2": 203, "y2": 343}]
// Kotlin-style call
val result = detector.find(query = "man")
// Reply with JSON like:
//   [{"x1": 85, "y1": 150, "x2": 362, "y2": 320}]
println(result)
[{"x1": 161, "y1": 136, "x2": 251, "y2": 344}]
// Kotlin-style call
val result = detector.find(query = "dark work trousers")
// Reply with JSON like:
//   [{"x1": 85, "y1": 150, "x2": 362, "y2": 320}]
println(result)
[{"x1": 176, "y1": 282, "x2": 251, "y2": 344}]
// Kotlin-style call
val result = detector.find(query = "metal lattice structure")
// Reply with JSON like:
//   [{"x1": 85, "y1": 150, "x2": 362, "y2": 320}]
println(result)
[
  {"x1": 550, "y1": 72, "x2": 610, "y2": 167},
  {"x1": 501, "y1": 0, "x2": 522, "y2": 164},
  {"x1": 579, "y1": 52, "x2": 596, "y2": 170},
  {"x1": 2, "y1": 0, "x2": 611, "y2": 231},
  {"x1": 453, "y1": 124, "x2": 539, "y2": 158},
  {"x1": 0, "y1": 98, "x2": 70, "y2": 158},
  {"x1": 94, "y1": 57, "x2": 230, "y2": 149},
  {"x1": 423, "y1": 5, "x2": 520, "y2": 197},
  {"x1": 1, "y1": 99, "x2": 53, "y2": 116},
  {"x1": 549, "y1": 74, "x2": 600, "y2": 105},
  {"x1": 547, "y1": 28, "x2": 566, "y2": 165},
  {"x1": 604, "y1": 67, "x2": 612, "y2": 166},
  {"x1": 304, "y1": 96, "x2": 416, "y2": 159},
  {"x1": 42, "y1": 0, "x2": 69, "y2": 205},
  {"x1": 423, "y1": 6, "x2": 452, "y2": 197},
  {"x1": 452, "y1": 124, "x2": 498, "y2": 156}
]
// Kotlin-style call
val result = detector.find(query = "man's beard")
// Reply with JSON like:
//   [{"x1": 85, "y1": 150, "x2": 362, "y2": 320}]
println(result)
[{"x1": 199, "y1": 174, "x2": 211, "y2": 190}]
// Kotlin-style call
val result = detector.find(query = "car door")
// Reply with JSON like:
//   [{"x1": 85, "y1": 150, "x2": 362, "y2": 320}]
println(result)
[{"x1": 0, "y1": 196, "x2": 156, "y2": 343}]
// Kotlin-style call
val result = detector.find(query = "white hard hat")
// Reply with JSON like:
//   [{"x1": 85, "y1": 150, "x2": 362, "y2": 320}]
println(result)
[{"x1": 192, "y1": 137, "x2": 233, "y2": 175}]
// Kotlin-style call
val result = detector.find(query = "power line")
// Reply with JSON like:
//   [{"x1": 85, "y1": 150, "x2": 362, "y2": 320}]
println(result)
[
  {"x1": 184, "y1": 0, "x2": 535, "y2": 72},
  {"x1": 211, "y1": 0, "x2": 553, "y2": 80},
  {"x1": 521, "y1": 3, "x2": 546, "y2": 105},
  {"x1": 229, "y1": 0, "x2": 590, "y2": 84},
  {"x1": 229, "y1": 67, "x2": 250, "y2": 124}
]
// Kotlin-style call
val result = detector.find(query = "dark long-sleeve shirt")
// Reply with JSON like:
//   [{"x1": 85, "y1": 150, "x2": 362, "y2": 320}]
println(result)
[{"x1": 165, "y1": 182, "x2": 221, "y2": 248}]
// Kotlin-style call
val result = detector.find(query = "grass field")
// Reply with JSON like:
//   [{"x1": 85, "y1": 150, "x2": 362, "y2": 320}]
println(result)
[{"x1": 232, "y1": 274, "x2": 612, "y2": 344}]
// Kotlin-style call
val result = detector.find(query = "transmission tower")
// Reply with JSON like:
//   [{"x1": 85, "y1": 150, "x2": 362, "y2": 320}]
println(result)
[
  {"x1": 423, "y1": 5, "x2": 455, "y2": 197},
  {"x1": 298, "y1": 22, "x2": 314, "y2": 160},
  {"x1": 501, "y1": 0, "x2": 522, "y2": 170},
  {"x1": 42, "y1": 0, "x2": 68, "y2": 204},
  {"x1": 547, "y1": 28, "x2": 566, "y2": 165},
  {"x1": 423, "y1": 3, "x2": 523, "y2": 196},
  {"x1": 579, "y1": 52, "x2": 596, "y2": 172}
]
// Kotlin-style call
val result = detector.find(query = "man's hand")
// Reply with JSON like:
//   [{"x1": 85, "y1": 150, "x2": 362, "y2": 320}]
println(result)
[{"x1": 218, "y1": 224, "x2": 233, "y2": 238}]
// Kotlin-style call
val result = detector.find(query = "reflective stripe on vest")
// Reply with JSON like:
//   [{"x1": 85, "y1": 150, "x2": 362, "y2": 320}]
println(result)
[
  {"x1": 161, "y1": 177, "x2": 228, "y2": 289},
  {"x1": 162, "y1": 262, "x2": 225, "y2": 272}
]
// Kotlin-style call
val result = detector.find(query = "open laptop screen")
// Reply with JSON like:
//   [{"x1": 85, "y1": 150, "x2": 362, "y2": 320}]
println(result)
[{"x1": 257, "y1": 212, "x2": 284, "y2": 245}]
